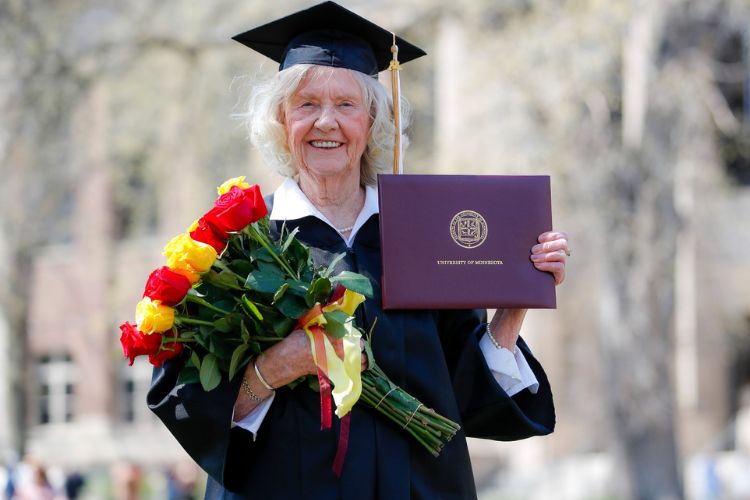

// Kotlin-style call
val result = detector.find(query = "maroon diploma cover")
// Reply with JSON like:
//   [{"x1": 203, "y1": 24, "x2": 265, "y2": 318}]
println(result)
[{"x1": 378, "y1": 174, "x2": 556, "y2": 309}]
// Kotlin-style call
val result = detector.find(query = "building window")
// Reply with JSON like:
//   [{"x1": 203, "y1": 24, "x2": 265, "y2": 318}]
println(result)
[
  {"x1": 35, "y1": 354, "x2": 76, "y2": 425},
  {"x1": 716, "y1": 29, "x2": 750, "y2": 185},
  {"x1": 120, "y1": 358, "x2": 154, "y2": 423}
]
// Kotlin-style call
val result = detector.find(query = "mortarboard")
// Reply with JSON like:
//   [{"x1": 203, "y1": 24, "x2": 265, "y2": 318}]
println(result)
[{"x1": 231, "y1": 1, "x2": 426, "y2": 77}]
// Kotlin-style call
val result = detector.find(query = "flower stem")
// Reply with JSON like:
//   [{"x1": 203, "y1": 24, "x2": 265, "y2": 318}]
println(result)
[
  {"x1": 174, "y1": 317, "x2": 215, "y2": 327},
  {"x1": 253, "y1": 336, "x2": 285, "y2": 343},
  {"x1": 245, "y1": 224, "x2": 298, "y2": 278},
  {"x1": 185, "y1": 294, "x2": 232, "y2": 315}
]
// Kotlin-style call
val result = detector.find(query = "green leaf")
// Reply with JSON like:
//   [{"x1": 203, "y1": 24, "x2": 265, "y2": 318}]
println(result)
[
  {"x1": 276, "y1": 294, "x2": 308, "y2": 319},
  {"x1": 323, "y1": 310, "x2": 350, "y2": 324},
  {"x1": 201, "y1": 269, "x2": 221, "y2": 281},
  {"x1": 245, "y1": 270, "x2": 284, "y2": 293},
  {"x1": 196, "y1": 329, "x2": 211, "y2": 348},
  {"x1": 179, "y1": 330, "x2": 195, "y2": 340},
  {"x1": 190, "y1": 351, "x2": 202, "y2": 370},
  {"x1": 248, "y1": 340, "x2": 262, "y2": 355},
  {"x1": 208, "y1": 335, "x2": 234, "y2": 360},
  {"x1": 284, "y1": 279, "x2": 309, "y2": 297},
  {"x1": 214, "y1": 300, "x2": 235, "y2": 314},
  {"x1": 250, "y1": 246, "x2": 275, "y2": 263},
  {"x1": 307, "y1": 277, "x2": 332, "y2": 306},
  {"x1": 230, "y1": 259, "x2": 255, "y2": 276},
  {"x1": 285, "y1": 239, "x2": 310, "y2": 272},
  {"x1": 177, "y1": 367, "x2": 200, "y2": 386},
  {"x1": 242, "y1": 296, "x2": 264, "y2": 321},
  {"x1": 272, "y1": 282, "x2": 289, "y2": 303},
  {"x1": 229, "y1": 344, "x2": 250, "y2": 381},
  {"x1": 281, "y1": 226, "x2": 300, "y2": 253},
  {"x1": 330, "y1": 271, "x2": 373, "y2": 298},
  {"x1": 323, "y1": 317, "x2": 348, "y2": 339},
  {"x1": 250, "y1": 317, "x2": 265, "y2": 336},
  {"x1": 258, "y1": 260, "x2": 286, "y2": 278},
  {"x1": 240, "y1": 320, "x2": 251, "y2": 343},
  {"x1": 301, "y1": 262, "x2": 315, "y2": 282},
  {"x1": 199, "y1": 354, "x2": 221, "y2": 391},
  {"x1": 321, "y1": 252, "x2": 346, "y2": 278},
  {"x1": 213, "y1": 318, "x2": 232, "y2": 333},
  {"x1": 203, "y1": 268, "x2": 240, "y2": 289},
  {"x1": 273, "y1": 317, "x2": 295, "y2": 336}
]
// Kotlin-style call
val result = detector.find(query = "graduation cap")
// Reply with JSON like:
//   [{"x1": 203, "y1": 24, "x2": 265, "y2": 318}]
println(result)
[{"x1": 232, "y1": 1, "x2": 426, "y2": 76}]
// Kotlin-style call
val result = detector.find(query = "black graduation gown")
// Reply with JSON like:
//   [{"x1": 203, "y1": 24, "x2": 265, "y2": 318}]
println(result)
[{"x1": 147, "y1": 210, "x2": 555, "y2": 500}]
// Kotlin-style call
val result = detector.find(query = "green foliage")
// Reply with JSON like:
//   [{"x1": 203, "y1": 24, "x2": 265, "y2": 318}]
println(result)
[
  {"x1": 331, "y1": 271, "x2": 373, "y2": 298},
  {"x1": 172, "y1": 217, "x2": 373, "y2": 389},
  {"x1": 199, "y1": 354, "x2": 221, "y2": 391}
]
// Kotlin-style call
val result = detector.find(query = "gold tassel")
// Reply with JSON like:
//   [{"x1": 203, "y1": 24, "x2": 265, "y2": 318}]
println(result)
[{"x1": 389, "y1": 33, "x2": 402, "y2": 175}]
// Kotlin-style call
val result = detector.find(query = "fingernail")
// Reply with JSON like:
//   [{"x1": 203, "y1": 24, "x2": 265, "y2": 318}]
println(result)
[{"x1": 531, "y1": 244, "x2": 541, "y2": 253}]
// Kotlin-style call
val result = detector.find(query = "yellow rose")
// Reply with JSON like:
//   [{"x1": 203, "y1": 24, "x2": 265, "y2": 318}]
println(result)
[
  {"x1": 135, "y1": 297, "x2": 175, "y2": 334},
  {"x1": 217, "y1": 176, "x2": 250, "y2": 196},
  {"x1": 171, "y1": 268, "x2": 200, "y2": 284},
  {"x1": 163, "y1": 233, "x2": 217, "y2": 276}
]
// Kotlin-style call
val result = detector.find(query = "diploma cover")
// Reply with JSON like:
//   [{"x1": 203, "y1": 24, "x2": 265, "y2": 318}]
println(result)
[{"x1": 378, "y1": 174, "x2": 556, "y2": 309}]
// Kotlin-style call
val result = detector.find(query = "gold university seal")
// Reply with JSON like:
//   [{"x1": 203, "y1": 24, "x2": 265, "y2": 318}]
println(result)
[{"x1": 449, "y1": 210, "x2": 488, "y2": 249}]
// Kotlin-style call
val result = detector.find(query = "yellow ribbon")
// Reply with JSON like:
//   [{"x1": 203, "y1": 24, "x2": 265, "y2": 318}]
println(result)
[{"x1": 299, "y1": 289, "x2": 365, "y2": 418}]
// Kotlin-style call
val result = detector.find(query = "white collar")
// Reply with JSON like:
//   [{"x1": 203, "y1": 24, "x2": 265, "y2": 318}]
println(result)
[{"x1": 269, "y1": 177, "x2": 379, "y2": 247}]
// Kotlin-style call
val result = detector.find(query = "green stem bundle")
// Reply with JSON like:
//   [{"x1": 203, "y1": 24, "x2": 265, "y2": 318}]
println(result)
[{"x1": 359, "y1": 364, "x2": 460, "y2": 457}]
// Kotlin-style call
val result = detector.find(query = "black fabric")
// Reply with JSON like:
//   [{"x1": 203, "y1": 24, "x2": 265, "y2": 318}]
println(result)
[
  {"x1": 281, "y1": 30, "x2": 378, "y2": 76},
  {"x1": 231, "y1": 1, "x2": 426, "y2": 76},
  {"x1": 148, "y1": 207, "x2": 555, "y2": 500}
]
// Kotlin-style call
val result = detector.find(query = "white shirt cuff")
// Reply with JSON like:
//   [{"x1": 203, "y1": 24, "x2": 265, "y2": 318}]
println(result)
[
  {"x1": 479, "y1": 333, "x2": 540, "y2": 396},
  {"x1": 231, "y1": 392, "x2": 275, "y2": 440}
]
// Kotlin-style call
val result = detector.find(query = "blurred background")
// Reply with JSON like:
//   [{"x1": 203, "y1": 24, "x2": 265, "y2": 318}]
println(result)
[{"x1": 1, "y1": 0, "x2": 750, "y2": 498}]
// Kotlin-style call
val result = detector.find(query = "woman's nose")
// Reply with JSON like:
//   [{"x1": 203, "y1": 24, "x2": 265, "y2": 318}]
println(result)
[{"x1": 314, "y1": 106, "x2": 339, "y2": 131}]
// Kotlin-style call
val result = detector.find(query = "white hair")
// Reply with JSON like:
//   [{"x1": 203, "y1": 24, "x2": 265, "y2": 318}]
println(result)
[{"x1": 236, "y1": 64, "x2": 410, "y2": 186}]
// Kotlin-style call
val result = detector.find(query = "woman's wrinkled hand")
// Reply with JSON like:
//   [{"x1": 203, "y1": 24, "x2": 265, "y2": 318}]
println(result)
[
  {"x1": 530, "y1": 231, "x2": 569, "y2": 285},
  {"x1": 262, "y1": 329, "x2": 368, "y2": 387}
]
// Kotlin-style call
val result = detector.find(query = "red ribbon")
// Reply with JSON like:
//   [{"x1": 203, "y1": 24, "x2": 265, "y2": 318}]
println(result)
[
  {"x1": 332, "y1": 413, "x2": 351, "y2": 478},
  {"x1": 309, "y1": 325, "x2": 333, "y2": 430},
  {"x1": 298, "y1": 286, "x2": 355, "y2": 476}
]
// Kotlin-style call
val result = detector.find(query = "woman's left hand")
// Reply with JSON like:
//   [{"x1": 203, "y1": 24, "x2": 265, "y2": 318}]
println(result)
[
  {"x1": 530, "y1": 231, "x2": 569, "y2": 285},
  {"x1": 487, "y1": 231, "x2": 570, "y2": 351}
]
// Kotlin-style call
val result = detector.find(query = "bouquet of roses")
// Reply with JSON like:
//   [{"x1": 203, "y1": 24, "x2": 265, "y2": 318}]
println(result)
[{"x1": 119, "y1": 177, "x2": 460, "y2": 461}]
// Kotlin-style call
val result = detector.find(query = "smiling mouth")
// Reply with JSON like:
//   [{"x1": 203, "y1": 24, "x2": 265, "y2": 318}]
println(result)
[{"x1": 309, "y1": 140, "x2": 343, "y2": 149}]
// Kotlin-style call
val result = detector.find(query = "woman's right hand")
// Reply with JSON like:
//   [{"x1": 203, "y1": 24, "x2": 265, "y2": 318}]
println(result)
[
  {"x1": 259, "y1": 329, "x2": 369, "y2": 384},
  {"x1": 257, "y1": 329, "x2": 318, "y2": 386},
  {"x1": 234, "y1": 328, "x2": 369, "y2": 420},
  {"x1": 233, "y1": 329, "x2": 315, "y2": 420}
]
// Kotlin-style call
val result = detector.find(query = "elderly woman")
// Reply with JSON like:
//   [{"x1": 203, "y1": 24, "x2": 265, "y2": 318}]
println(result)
[{"x1": 148, "y1": 3, "x2": 569, "y2": 499}]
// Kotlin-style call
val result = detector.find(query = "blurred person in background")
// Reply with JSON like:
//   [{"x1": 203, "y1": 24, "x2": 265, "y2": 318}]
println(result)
[
  {"x1": 63, "y1": 471, "x2": 85, "y2": 500},
  {"x1": 111, "y1": 462, "x2": 142, "y2": 500},
  {"x1": 12, "y1": 459, "x2": 54, "y2": 500}
]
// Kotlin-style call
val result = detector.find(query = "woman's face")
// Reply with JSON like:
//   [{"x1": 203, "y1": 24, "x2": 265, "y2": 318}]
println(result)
[{"x1": 284, "y1": 67, "x2": 371, "y2": 182}]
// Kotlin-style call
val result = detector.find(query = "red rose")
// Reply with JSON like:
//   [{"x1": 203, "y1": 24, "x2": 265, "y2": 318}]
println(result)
[
  {"x1": 204, "y1": 185, "x2": 268, "y2": 234},
  {"x1": 189, "y1": 217, "x2": 227, "y2": 253},
  {"x1": 148, "y1": 334, "x2": 183, "y2": 367},
  {"x1": 143, "y1": 266, "x2": 192, "y2": 306},
  {"x1": 120, "y1": 322, "x2": 162, "y2": 366}
]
